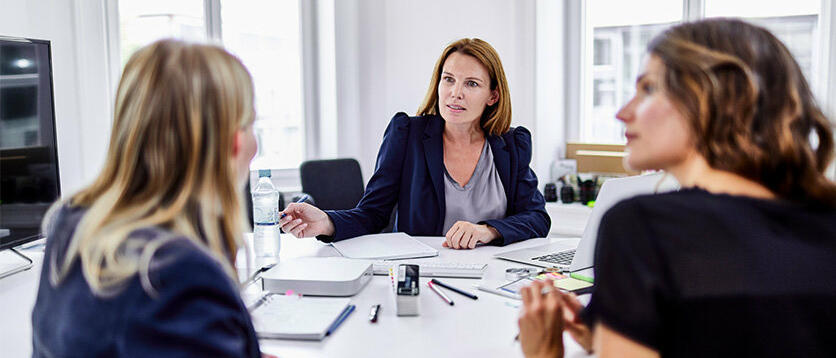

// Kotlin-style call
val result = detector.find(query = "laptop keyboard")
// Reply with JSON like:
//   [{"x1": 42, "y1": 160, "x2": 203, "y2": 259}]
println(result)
[{"x1": 532, "y1": 249, "x2": 575, "y2": 266}]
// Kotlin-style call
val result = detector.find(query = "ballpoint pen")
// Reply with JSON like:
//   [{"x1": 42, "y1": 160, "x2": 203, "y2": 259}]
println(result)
[
  {"x1": 427, "y1": 281, "x2": 454, "y2": 306},
  {"x1": 430, "y1": 279, "x2": 478, "y2": 300},
  {"x1": 327, "y1": 304, "x2": 356, "y2": 336},
  {"x1": 280, "y1": 194, "x2": 311, "y2": 218}
]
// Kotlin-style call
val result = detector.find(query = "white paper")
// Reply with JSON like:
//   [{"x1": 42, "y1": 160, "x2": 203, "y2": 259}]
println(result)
[{"x1": 330, "y1": 232, "x2": 438, "y2": 260}]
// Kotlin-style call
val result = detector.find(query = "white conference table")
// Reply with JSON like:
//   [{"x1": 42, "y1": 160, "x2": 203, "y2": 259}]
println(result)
[
  {"x1": 248, "y1": 235, "x2": 589, "y2": 358},
  {"x1": 0, "y1": 206, "x2": 592, "y2": 358}
]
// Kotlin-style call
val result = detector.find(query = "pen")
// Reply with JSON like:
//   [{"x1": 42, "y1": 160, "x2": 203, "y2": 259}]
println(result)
[
  {"x1": 326, "y1": 304, "x2": 355, "y2": 336},
  {"x1": 368, "y1": 304, "x2": 381, "y2": 323},
  {"x1": 280, "y1": 194, "x2": 311, "y2": 218},
  {"x1": 427, "y1": 281, "x2": 454, "y2": 306},
  {"x1": 430, "y1": 279, "x2": 478, "y2": 300}
]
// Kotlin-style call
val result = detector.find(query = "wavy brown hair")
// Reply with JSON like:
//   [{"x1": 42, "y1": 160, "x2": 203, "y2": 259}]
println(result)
[
  {"x1": 648, "y1": 18, "x2": 836, "y2": 207},
  {"x1": 417, "y1": 38, "x2": 512, "y2": 136}
]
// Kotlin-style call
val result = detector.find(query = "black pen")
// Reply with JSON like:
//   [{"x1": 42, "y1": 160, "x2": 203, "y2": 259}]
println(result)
[{"x1": 430, "y1": 279, "x2": 478, "y2": 300}]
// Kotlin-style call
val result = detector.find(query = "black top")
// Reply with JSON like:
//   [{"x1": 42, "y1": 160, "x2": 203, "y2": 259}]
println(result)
[
  {"x1": 583, "y1": 188, "x2": 836, "y2": 357},
  {"x1": 32, "y1": 205, "x2": 261, "y2": 357}
]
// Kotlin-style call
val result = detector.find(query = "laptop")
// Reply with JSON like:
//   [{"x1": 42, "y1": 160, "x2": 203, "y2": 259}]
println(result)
[{"x1": 494, "y1": 172, "x2": 679, "y2": 273}]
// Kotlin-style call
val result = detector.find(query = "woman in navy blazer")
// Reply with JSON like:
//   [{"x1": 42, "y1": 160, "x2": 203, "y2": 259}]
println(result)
[{"x1": 281, "y1": 38, "x2": 549, "y2": 248}]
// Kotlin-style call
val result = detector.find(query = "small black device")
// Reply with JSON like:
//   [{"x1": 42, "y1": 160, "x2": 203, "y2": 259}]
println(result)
[
  {"x1": 579, "y1": 179, "x2": 597, "y2": 204},
  {"x1": 560, "y1": 185, "x2": 575, "y2": 203},
  {"x1": 543, "y1": 183, "x2": 558, "y2": 202}
]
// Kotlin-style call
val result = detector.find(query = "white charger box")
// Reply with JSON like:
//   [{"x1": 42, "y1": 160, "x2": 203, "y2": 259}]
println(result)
[{"x1": 261, "y1": 257, "x2": 372, "y2": 296}]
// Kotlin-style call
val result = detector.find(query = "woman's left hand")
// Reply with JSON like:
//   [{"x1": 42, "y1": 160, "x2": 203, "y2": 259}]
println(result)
[{"x1": 443, "y1": 221, "x2": 500, "y2": 249}]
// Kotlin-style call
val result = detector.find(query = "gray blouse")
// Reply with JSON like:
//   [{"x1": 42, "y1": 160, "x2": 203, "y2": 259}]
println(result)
[{"x1": 442, "y1": 141, "x2": 508, "y2": 235}]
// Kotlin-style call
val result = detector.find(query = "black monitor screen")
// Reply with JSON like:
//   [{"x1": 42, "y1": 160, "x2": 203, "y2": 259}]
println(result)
[{"x1": 0, "y1": 37, "x2": 60, "y2": 250}]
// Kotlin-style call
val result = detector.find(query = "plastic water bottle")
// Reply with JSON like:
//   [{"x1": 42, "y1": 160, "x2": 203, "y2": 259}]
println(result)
[{"x1": 252, "y1": 169, "x2": 280, "y2": 258}]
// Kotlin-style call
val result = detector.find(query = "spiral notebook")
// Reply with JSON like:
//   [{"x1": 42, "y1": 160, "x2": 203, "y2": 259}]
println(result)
[{"x1": 249, "y1": 293, "x2": 351, "y2": 340}]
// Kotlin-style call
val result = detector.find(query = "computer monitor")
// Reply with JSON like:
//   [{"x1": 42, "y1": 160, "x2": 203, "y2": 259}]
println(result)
[{"x1": 0, "y1": 36, "x2": 60, "y2": 255}]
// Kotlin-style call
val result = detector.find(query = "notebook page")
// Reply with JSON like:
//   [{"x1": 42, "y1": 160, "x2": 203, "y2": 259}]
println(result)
[{"x1": 251, "y1": 294, "x2": 350, "y2": 340}]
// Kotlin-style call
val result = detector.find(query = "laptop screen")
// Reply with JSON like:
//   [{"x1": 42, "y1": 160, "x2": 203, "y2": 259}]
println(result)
[{"x1": 569, "y1": 172, "x2": 679, "y2": 272}]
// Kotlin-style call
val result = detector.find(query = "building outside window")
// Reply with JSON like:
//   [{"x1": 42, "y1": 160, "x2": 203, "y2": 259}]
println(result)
[{"x1": 582, "y1": 0, "x2": 821, "y2": 144}]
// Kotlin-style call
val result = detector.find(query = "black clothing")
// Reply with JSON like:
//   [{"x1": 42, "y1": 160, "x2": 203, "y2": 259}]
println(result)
[{"x1": 584, "y1": 188, "x2": 836, "y2": 357}]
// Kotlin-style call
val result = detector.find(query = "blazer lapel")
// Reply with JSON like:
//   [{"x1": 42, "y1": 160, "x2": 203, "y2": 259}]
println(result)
[
  {"x1": 422, "y1": 117, "x2": 446, "y2": 224},
  {"x1": 488, "y1": 133, "x2": 512, "y2": 210}
]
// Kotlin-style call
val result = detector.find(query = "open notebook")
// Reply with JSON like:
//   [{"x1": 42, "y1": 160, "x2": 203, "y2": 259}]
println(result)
[{"x1": 249, "y1": 294, "x2": 351, "y2": 340}]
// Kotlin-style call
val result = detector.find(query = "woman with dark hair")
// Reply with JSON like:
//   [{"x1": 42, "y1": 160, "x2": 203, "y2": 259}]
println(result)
[
  {"x1": 279, "y1": 38, "x2": 549, "y2": 249},
  {"x1": 518, "y1": 19, "x2": 836, "y2": 358}
]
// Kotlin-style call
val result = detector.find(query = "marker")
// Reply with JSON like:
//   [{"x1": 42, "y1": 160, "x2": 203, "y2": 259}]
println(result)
[
  {"x1": 427, "y1": 281, "x2": 454, "y2": 306},
  {"x1": 280, "y1": 194, "x2": 311, "y2": 218},
  {"x1": 430, "y1": 279, "x2": 478, "y2": 300},
  {"x1": 368, "y1": 304, "x2": 381, "y2": 323},
  {"x1": 569, "y1": 272, "x2": 594, "y2": 283},
  {"x1": 326, "y1": 304, "x2": 355, "y2": 336}
]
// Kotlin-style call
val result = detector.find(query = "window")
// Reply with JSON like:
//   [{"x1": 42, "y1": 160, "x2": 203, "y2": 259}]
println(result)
[
  {"x1": 705, "y1": 0, "x2": 821, "y2": 83},
  {"x1": 583, "y1": 0, "x2": 683, "y2": 144},
  {"x1": 114, "y1": 0, "x2": 307, "y2": 170},
  {"x1": 221, "y1": 0, "x2": 305, "y2": 170},
  {"x1": 580, "y1": 0, "x2": 823, "y2": 144},
  {"x1": 117, "y1": 1, "x2": 206, "y2": 68}
]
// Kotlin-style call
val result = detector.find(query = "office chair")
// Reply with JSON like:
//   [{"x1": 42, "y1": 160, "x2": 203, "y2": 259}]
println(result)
[{"x1": 300, "y1": 159, "x2": 365, "y2": 211}]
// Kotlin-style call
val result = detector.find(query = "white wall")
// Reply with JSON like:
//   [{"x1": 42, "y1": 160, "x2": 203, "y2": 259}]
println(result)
[
  {"x1": 334, "y1": 0, "x2": 543, "y2": 181},
  {"x1": 0, "y1": 0, "x2": 112, "y2": 196}
]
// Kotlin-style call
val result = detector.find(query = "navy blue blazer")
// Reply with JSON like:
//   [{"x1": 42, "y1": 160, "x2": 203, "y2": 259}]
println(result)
[
  {"x1": 322, "y1": 113, "x2": 550, "y2": 246},
  {"x1": 32, "y1": 205, "x2": 261, "y2": 358}
]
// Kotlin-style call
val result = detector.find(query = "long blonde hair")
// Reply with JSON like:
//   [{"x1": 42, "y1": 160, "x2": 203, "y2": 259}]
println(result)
[
  {"x1": 417, "y1": 38, "x2": 512, "y2": 136},
  {"x1": 52, "y1": 40, "x2": 255, "y2": 294}
]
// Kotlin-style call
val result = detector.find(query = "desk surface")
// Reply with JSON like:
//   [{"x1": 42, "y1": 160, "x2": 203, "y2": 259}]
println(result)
[{"x1": 1, "y1": 235, "x2": 590, "y2": 358}]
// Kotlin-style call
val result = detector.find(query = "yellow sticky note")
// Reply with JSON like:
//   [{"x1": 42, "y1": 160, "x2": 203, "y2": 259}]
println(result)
[{"x1": 554, "y1": 278, "x2": 593, "y2": 291}]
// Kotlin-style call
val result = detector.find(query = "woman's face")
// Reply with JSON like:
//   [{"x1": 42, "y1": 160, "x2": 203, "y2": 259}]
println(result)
[
  {"x1": 234, "y1": 121, "x2": 258, "y2": 187},
  {"x1": 616, "y1": 55, "x2": 696, "y2": 171},
  {"x1": 437, "y1": 52, "x2": 499, "y2": 127}
]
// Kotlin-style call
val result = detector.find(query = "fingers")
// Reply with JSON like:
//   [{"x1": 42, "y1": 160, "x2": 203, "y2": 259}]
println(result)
[
  {"x1": 445, "y1": 222, "x2": 466, "y2": 249},
  {"x1": 282, "y1": 218, "x2": 306, "y2": 237},
  {"x1": 444, "y1": 222, "x2": 458, "y2": 248},
  {"x1": 444, "y1": 221, "x2": 481, "y2": 250},
  {"x1": 558, "y1": 292, "x2": 584, "y2": 323},
  {"x1": 464, "y1": 231, "x2": 477, "y2": 249}
]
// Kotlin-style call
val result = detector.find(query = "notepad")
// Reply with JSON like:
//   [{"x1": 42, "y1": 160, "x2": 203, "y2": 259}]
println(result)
[
  {"x1": 249, "y1": 294, "x2": 351, "y2": 340},
  {"x1": 330, "y1": 232, "x2": 438, "y2": 260}
]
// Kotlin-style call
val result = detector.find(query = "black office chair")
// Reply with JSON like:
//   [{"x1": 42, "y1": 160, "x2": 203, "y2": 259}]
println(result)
[{"x1": 300, "y1": 159, "x2": 365, "y2": 211}]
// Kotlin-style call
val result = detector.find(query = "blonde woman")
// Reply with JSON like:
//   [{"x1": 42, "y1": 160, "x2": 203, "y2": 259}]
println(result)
[
  {"x1": 280, "y1": 38, "x2": 550, "y2": 249},
  {"x1": 31, "y1": 40, "x2": 261, "y2": 357}
]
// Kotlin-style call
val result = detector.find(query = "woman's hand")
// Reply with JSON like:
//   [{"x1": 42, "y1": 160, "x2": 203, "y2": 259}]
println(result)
[
  {"x1": 278, "y1": 203, "x2": 335, "y2": 238},
  {"x1": 519, "y1": 279, "x2": 565, "y2": 358},
  {"x1": 558, "y1": 291, "x2": 594, "y2": 354},
  {"x1": 442, "y1": 221, "x2": 500, "y2": 249}
]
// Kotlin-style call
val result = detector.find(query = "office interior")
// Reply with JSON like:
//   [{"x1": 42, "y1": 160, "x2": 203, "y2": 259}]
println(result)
[
  {"x1": 3, "y1": 0, "x2": 834, "y2": 198},
  {"x1": 2, "y1": 0, "x2": 836, "y2": 357}
]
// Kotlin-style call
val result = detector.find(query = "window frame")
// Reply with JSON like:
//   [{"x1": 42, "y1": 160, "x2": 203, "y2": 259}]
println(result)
[
  {"x1": 563, "y1": 0, "x2": 836, "y2": 145},
  {"x1": 104, "y1": 0, "x2": 337, "y2": 188}
]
